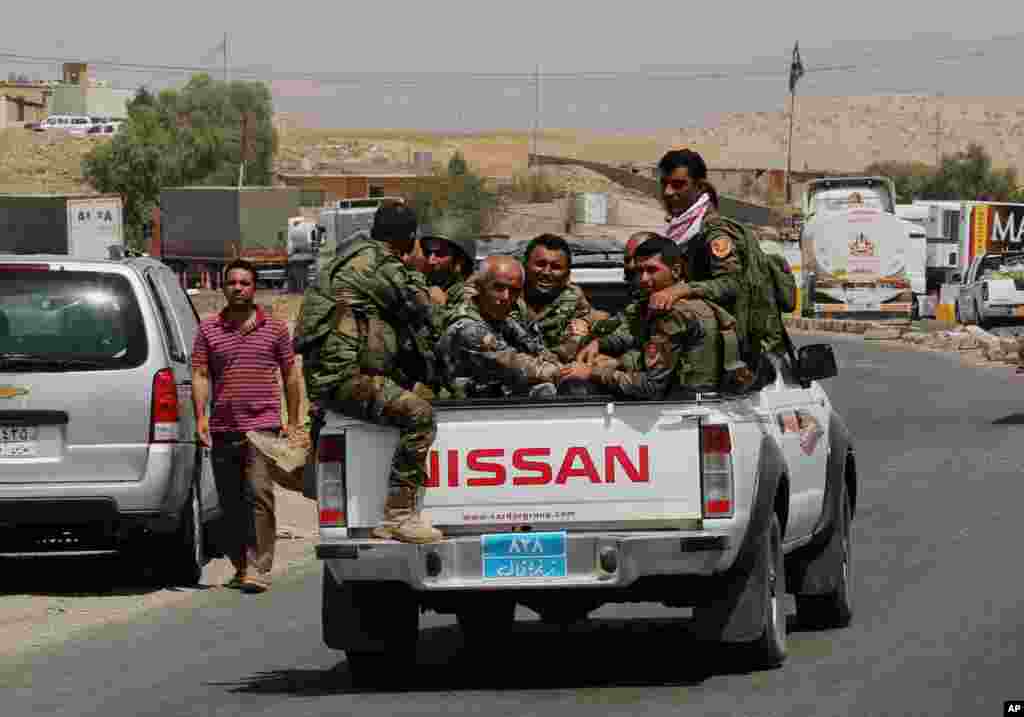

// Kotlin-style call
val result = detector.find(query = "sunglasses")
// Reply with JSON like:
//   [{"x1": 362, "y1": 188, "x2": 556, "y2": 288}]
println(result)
[{"x1": 422, "y1": 242, "x2": 452, "y2": 258}]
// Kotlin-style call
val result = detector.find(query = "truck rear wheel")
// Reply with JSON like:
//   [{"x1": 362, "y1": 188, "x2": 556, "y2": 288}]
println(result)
[
  {"x1": 796, "y1": 480, "x2": 853, "y2": 630},
  {"x1": 322, "y1": 569, "x2": 419, "y2": 686},
  {"x1": 744, "y1": 513, "x2": 788, "y2": 668}
]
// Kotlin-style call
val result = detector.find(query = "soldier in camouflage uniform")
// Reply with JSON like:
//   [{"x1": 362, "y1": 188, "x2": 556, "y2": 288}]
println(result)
[
  {"x1": 437, "y1": 256, "x2": 563, "y2": 399},
  {"x1": 419, "y1": 225, "x2": 477, "y2": 333},
  {"x1": 583, "y1": 231, "x2": 657, "y2": 351},
  {"x1": 294, "y1": 202, "x2": 442, "y2": 544},
  {"x1": 648, "y1": 149, "x2": 786, "y2": 364},
  {"x1": 563, "y1": 237, "x2": 751, "y2": 397},
  {"x1": 512, "y1": 234, "x2": 593, "y2": 362}
]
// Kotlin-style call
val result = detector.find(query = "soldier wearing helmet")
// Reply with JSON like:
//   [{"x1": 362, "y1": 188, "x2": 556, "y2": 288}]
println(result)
[{"x1": 418, "y1": 220, "x2": 478, "y2": 329}]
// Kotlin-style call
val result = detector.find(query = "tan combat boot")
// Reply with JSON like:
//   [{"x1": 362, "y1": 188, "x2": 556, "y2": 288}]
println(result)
[{"x1": 372, "y1": 486, "x2": 443, "y2": 544}]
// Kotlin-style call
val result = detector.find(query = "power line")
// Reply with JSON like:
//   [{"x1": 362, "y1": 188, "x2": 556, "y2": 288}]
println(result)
[{"x1": 0, "y1": 34, "x2": 1020, "y2": 88}]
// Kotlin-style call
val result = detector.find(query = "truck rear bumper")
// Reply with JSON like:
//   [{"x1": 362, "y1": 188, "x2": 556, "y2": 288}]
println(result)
[{"x1": 318, "y1": 530, "x2": 737, "y2": 591}]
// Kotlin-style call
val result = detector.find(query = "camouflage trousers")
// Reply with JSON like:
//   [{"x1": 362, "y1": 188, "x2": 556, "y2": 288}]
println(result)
[{"x1": 327, "y1": 373, "x2": 436, "y2": 489}]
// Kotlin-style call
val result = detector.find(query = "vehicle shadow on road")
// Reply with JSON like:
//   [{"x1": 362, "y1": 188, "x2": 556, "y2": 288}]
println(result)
[
  {"x1": 217, "y1": 616, "x2": 803, "y2": 696},
  {"x1": 0, "y1": 555, "x2": 214, "y2": 597}
]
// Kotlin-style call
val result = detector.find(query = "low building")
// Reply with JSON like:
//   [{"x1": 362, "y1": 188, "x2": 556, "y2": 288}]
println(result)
[
  {"x1": 0, "y1": 80, "x2": 51, "y2": 128},
  {"x1": 46, "y1": 63, "x2": 131, "y2": 120}
]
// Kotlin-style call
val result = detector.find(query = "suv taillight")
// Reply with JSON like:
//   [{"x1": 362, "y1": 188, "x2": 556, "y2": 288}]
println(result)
[
  {"x1": 150, "y1": 369, "x2": 180, "y2": 443},
  {"x1": 317, "y1": 435, "x2": 347, "y2": 528},
  {"x1": 701, "y1": 424, "x2": 734, "y2": 518}
]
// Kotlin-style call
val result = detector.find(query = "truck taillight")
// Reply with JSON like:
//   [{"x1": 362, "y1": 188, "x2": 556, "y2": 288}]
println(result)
[
  {"x1": 701, "y1": 424, "x2": 734, "y2": 518},
  {"x1": 150, "y1": 369, "x2": 179, "y2": 443},
  {"x1": 317, "y1": 435, "x2": 347, "y2": 528}
]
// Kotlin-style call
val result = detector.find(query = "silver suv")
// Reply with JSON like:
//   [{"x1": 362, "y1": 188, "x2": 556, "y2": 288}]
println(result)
[{"x1": 0, "y1": 255, "x2": 221, "y2": 585}]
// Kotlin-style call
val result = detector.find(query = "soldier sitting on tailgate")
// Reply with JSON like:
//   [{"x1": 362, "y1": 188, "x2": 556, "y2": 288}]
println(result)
[
  {"x1": 560, "y1": 236, "x2": 751, "y2": 399},
  {"x1": 295, "y1": 201, "x2": 442, "y2": 544},
  {"x1": 437, "y1": 255, "x2": 564, "y2": 400}
]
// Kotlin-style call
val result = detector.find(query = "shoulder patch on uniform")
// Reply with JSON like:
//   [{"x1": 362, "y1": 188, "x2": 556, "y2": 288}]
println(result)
[{"x1": 710, "y1": 236, "x2": 734, "y2": 259}]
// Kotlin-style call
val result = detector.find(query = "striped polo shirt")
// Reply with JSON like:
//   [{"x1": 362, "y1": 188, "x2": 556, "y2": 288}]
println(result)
[{"x1": 193, "y1": 306, "x2": 295, "y2": 434}]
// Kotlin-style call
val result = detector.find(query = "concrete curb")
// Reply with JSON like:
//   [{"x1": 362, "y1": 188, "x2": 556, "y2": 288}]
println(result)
[{"x1": 784, "y1": 317, "x2": 1024, "y2": 368}]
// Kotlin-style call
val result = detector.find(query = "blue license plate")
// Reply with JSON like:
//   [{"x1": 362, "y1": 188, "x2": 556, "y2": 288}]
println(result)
[{"x1": 481, "y1": 531, "x2": 567, "y2": 579}]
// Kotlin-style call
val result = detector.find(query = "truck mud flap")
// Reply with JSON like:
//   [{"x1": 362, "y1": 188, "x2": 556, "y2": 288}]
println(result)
[
  {"x1": 785, "y1": 409, "x2": 855, "y2": 596},
  {"x1": 322, "y1": 565, "x2": 418, "y2": 652},
  {"x1": 694, "y1": 435, "x2": 784, "y2": 643}
]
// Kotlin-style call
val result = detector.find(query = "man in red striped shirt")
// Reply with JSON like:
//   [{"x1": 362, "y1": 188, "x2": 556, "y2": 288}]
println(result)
[{"x1": 192, "y1": 259, "x2": 303, "y2": 593}]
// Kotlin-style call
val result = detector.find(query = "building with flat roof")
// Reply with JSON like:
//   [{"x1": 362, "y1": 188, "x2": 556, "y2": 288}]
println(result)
[{"x1": 46, "y1": 63, "x2": 131, "y2": 119}]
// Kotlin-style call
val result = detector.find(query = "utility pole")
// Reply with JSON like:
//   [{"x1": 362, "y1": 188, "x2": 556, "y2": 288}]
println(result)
[
  {"x1": 933, "y1": 92, "x2": 945, "y2": 167},
  {"x1": 531, "y1": 64, "x2": 540, "y2": 171},
  {"x1": 785, "y1": 89, "x2": 797, "y2": 204},
  {"x1": 223, "y1": 32, "x2": 229, "y2": 83},
  {"x1": 238, "y1": 111, "x2": 250, "y2": 189}
]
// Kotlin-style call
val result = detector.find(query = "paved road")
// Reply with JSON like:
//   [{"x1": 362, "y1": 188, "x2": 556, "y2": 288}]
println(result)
[{"x1": 4, "y1": 335, "x2": 1024, "y2": 717}]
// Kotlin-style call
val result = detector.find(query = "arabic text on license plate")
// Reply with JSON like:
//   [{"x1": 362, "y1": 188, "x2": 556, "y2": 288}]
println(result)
[
  {"x1": 481, "y1": 531, "x2": 567, "y2": 579},
  {"x1": 0, "y1": 425, "x2": 39, "y2": 458}
]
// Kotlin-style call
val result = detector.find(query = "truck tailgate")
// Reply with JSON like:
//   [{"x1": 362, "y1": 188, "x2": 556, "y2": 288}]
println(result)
[{"x1": 334, "y1": 402, "x2": 706, "y2": 531}]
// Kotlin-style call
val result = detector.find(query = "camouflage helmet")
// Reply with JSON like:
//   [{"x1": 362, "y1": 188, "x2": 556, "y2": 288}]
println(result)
[{"x1": 419, "y1": 216, "x2": 477, "y2": 268}]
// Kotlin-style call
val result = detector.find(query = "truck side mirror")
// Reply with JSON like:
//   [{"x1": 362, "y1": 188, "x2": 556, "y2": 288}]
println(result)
[{"x1": 797, "y1": 343, "x2": 838, "y2": 382}]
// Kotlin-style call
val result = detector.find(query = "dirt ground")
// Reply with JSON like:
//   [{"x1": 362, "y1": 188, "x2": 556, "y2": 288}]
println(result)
[
  {"x1": 0, "y1": 293, "x2": 316, "y2": 660},
  {"x1": 0, "y1": 486, "x2": 318, "y2": 659}
]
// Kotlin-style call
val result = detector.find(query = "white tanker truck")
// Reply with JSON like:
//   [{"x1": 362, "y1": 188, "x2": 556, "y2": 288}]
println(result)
[{"x1": 800, "y1": 176, "x2": 925, "y2": 321}]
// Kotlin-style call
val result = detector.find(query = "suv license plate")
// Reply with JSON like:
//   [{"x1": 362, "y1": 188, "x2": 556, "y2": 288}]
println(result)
[
  {"x1": 481, "y1": 531, "x2": 567, "y2": 579},
  {"x1": 0, "y1": 425, "x2": 39, "y2": 457}
]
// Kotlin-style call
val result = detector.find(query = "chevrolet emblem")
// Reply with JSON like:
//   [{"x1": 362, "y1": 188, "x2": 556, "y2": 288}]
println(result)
[{"x1": 0, "y1": 386, "x2": 29, "y2": 400}]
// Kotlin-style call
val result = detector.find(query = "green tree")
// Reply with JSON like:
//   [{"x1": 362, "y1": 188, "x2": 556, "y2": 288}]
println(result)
[
  {"x1": 919, "y1": 143, "x2": 1018, "y2": 202},
  {"x1": 865, "y1": 144, "x2": 1020, "y2": 204},
  {"x1": 409, "y1": 151, "x2": 498, "y2": 240},
  {"x1": 863, "y1": 160, "x2": 934, "y2": 203},
  {"x1": 82, "y1": 73, "x2": 278, "y2": 250}
]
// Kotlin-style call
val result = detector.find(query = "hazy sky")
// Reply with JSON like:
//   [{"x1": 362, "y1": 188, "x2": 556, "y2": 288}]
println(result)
[{"x1": 3, "y1": 1, "x2": 1024, "y2": 130}]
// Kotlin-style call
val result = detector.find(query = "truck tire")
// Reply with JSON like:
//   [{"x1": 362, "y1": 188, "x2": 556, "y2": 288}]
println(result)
[
  {"x1": 457, "y1": 600, "x2": 516, "y2": 649},
  {"x1": 744, "y1": 513, "x2": 788, "y2": 669},
  {"x1": 693, "y1": 513, "x2": 787, "y2": 669},
  {"x1": 796, "y1": 480, "x2": 853, "y2": 630},
  {"x1": 975, "y1": 300, "x2": 991, "y2": 330}
]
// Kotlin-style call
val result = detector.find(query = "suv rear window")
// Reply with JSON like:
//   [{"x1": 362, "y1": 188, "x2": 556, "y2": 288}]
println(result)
[{"x1": 0, "y1": 270, "x2": 147, "y2": 371}]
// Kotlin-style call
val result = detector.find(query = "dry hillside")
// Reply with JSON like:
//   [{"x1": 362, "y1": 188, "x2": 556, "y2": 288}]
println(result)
[
  {"x1": 6, "y1": 95, "x2": 1024, "y2": 196},
  {"x1": 672, "y1": 94, "x2": 1024, "y2": 178}
]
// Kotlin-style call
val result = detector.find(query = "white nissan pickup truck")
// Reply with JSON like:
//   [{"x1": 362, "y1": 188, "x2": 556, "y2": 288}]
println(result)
[{"x1": 308, "y1": 336, "x2": 856, "y2": 684}]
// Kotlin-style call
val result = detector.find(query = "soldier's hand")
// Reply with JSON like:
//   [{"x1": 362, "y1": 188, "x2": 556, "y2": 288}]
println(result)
[
  {"x1": 576, "y1": 339, "x2": 601, "y2": 364},
  {"x1": 560, "y1": 362, "x2": 593, "y2": 382},
  {"x1": 650, "y1": 284, "x2": 689, "y2": 312},
  {"x1": 428, "y1": 286, "x2": 448, "y2": 305},
  {"x1": 568, "y1": 318, "x2": 589, "y2": 337}
]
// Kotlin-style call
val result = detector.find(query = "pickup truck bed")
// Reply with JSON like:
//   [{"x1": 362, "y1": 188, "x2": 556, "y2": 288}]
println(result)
[{"x1": 310, "y1": 349, "x2": 857, "y2": 683}]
